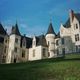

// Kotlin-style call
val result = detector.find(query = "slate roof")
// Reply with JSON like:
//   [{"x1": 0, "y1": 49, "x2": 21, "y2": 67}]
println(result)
[
  {"x1": 63, "y1": 18, "x2": 71, "y2": 28},
  {"x1": 11, "y1": 23, "x2": 21, "y2": 36},
  {"x1": 20, "y1": 35, "x2": 32, "y2": 48},
  {"x1": 36, "y1": 35, "x2": 47, "y2": 47},
  {"x1": 0, "y1": 36, "x2": 4, "y2": 43},
  {"x1": 46, "y1": 23, "x2": 56, "y2": 35},
  {"x1": 55, "y1": 32, "x2": 60, "y2": 38},
  {"x1": 63, "y1": 13, "x2": 80, "y2": 28},
  {"x1": 75, "y1": 13, "x2": 80, "y2": 21},
  {"x1": 20, "y1": 34, "x2": 47, "y2": 48},
  {"x1": 0, "y1": 23, "x2": 7, "y2": 35}
]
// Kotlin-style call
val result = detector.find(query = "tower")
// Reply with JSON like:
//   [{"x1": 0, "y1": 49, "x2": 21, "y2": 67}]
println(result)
[
  {"x1": 45, "y1": 21, "x2": 56, "y2": 58},
  {"x1": 6, "y1": 23, "x2": 21, "y2": 63}
]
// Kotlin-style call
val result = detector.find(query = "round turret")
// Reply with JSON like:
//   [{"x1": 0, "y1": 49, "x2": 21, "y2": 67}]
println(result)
[{"x1": 46, "y1": 22, "x2": 56, "y2": 58}]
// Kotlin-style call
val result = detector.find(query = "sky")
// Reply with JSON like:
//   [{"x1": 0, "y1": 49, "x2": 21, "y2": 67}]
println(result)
[{"x1": 0, "y1": 0, "x2": 80, "y2": 36}]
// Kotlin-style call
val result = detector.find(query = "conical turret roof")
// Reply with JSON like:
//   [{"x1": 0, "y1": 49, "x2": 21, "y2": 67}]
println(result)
[
  {"x1": 11, "y1": 23, "x2": 21, "y2": 36},
  {"x1": 46, "y1": 22, "x2": 56, "y2": 35},
  {"x1": 0, "y1": 23, "x2": 7, "y2": 35}
]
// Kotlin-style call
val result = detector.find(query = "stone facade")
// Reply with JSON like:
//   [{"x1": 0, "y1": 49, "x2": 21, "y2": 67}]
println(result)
[{"x1": 0, "y1": 10, "x2": 80, "y2": 64}]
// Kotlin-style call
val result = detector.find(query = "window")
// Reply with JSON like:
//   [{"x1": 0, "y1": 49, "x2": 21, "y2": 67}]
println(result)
[
  {"x1": 15, "y1": 38, "x2": 18, "y2": 43},
  {"x1": 33, "y1": 49, "x2": 35, "y2": 57},
  {"x1": 61, "y1": 38, "x2": 64, "y2": 44},
  {"x1": 43, "y1": 48, "x2": 46, "y2": 57},
  {"x1": 74, "y1": 24, "x2": 78, "y2": 29},
  {"x1": 62, "y1": 48, "x2": 65, "y2": 56},
  {"x1": 56, "y1": 40, "x2": 59, "y2": 45},
  {"x1": 5, "y1": 39, "x2": 7, "y2": 43},
  {"x1": 76, "y1": 45, "x2": 80, "y2": 52},
  {"x1": 76, "y1": 24, "x2": 78, "y2": 29},
  {"x1": 75, "y1": 34, "x2": 79, "y2": 41},
  {"x1": 22, "y1": 50, "x2": 25, "y2": 58},
  {"x1": 14, "y1": 47, "x2": 17, "y2": 53}
]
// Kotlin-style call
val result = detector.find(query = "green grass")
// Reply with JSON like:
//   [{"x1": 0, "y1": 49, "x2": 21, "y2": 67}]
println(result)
[{"x1": 0, "y1": 54, "x2": 80, "y2": 80}]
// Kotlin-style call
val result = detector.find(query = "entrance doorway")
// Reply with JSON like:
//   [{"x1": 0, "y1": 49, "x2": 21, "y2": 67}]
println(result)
[{"x1": 14, "y1": 58, "x2": 16, "y2": 63}]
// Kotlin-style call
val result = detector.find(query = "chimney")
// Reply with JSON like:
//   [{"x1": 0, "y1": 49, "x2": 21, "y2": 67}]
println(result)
[{"x1": 69, "y1": 9, "x2": 74, "y2": 23}]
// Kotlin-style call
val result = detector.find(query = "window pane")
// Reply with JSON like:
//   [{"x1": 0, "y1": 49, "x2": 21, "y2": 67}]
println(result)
[{"x1": 75, "y1": 34, "x2": 79, "y2": 41}]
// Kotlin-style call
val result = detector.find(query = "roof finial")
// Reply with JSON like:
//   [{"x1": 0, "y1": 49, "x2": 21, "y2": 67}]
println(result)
[
  {"x1": 16, "y1": 20, "x2": 18, "y2": 25},
  {"x1": 50, "y1": 14, "x2": 52, "y2": 23}
]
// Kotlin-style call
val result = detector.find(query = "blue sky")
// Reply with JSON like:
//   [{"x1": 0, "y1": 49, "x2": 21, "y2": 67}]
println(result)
[{"x1": 0, "y1": 0, "x2": 80, "y2": 36}]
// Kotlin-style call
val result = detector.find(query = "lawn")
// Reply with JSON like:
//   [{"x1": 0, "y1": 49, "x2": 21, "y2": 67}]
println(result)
[{"x1": 0, "y1": 54, "x2": 80, "y2": 80}]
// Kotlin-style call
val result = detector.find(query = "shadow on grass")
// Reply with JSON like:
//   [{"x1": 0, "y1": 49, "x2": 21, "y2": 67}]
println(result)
[{"x1": 27, "y1": 57, "x2": 80, "y2": 64}]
